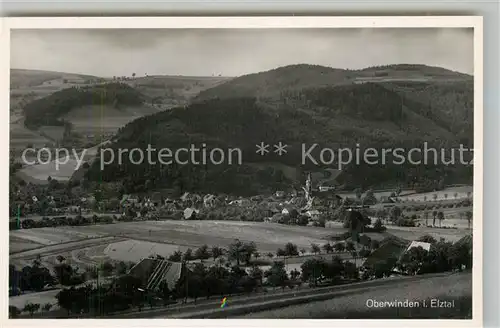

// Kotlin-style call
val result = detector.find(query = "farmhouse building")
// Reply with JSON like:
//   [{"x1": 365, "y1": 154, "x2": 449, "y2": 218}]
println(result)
[{"x1": 128, "y1": 258, "x2": 183, "y2": 291}]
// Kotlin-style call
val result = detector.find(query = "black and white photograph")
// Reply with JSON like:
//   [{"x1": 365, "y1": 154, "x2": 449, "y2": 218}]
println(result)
[{"x1": 4, "y1": 17, "x2": 482, "y2": 323}]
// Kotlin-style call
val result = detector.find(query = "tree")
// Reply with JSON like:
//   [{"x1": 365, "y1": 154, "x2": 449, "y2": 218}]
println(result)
[
  {"x1": 437, "y1": 211, "x2": 445, "y2": 227},
  {"x1": 432, "y1": 210, "x2": 437, "y2": 226},
  {"x1": 297, "y1": 215, "x2": 309, "y2": 226},
  {"x1": 418, "y1": 235, "x2": 437, "y2": 244},
  {"x1": 310, "y1": 243, "x2": 320, "y2": 255},
  {"x1": 241, "y1": 241, "x2": 257, "y2": 265},
  {"x1": 265, "y1": 261, "x2": 289, "y2": 290},
  {"x1": 56, "y1": 255, "x2": 66, "y2": 263},
  {"x1": 373, "y1": 218, "x2": 385, "y2": 232},
  {"x1": 195, "y1": 245, "x2": 210, "y2": 261},
  {"x1": 423, "y1": 211, "x2": 429, "y2": 226},
  {"x1": 249, "y1": 265, "x2": 264, "y2": 286},
  {"x1": 290, "y1": 268, "x2": 301, "y2": 281},
  {"x1": 433, "y1": 193, "x2": 438, "y2": 201},
  {"x1": 454, "y1": 192, "x2": 458, "y2": 199},
  {"x1": 228, "y1": 239, "x2": 244, "y2": 266},
  {"x1": 362, "y1": 189, "x2": 377, "y2": 205},
  {"x1": 300, "y1": 248, "x2": 306, "y2": 256},
  {"x1": 343, "y1": 261, "x2": 359, "y2": 280},
  {"x1": 444, "y1": 193, "x2": 448, "y2": 200},
  {"x1": 359, "y1": 235, "x2": 372, "y2": 250},
  {"x1": 276, "y1": 248, "x2": 286, "y2": 259},
  {"x1": 168, "y1": 250, "x2": 183, "y2": 262},
  {"x1": 266, "y1": 252, "x2": 274, "y2": 260},
  {"x1": 351, "y1": 251, "x2": 358, "y2": 264},
  {"x1": 183, "y1": 248, "x2": 194, "y2": 261},
  {"x1": 9, "y1": 306, "x2": 21, "y2": 318},
  {"x1": 389, "y1": 206, "x2": 402, "y2": 223},
  {"x1": 132, "y1": 73, "x2": 136, "y2": 79},
  {"x1": 23, "y1": 302, "x2": 40, "y2": 317},
  {"x1": 334, "y1": 242, "x2": 345, "y2": 253},
  {"x1": 284, "y1": 242, "x2": 299, "y2": 256},
  {"x1": 115, "y1": 261, "x2": 128, "y2": 275},
  {"x1": 322, "y1": 243, "x2": 333, "y2": 254},
  {"x1": 211, "y1": 246, "x2": 224, "y2": 261},
  {"x1": 345, "y1": 241, "x2": 355, "y2": 253},
  {"x1": 100, "y1": 261, "x2": 114, "y2": 276},
  {"x1": 397, "y1": 246, "x2": 428, "y2": 275},
  {"x1": 56, "y1": 288, "x2": 73, "y2": 315},
  {"x1": 42, "y1": 303, "x2": 53, "y2": 315},
  {"x1": 466, "y1": 211, "x2": 472, "y2": 229},
  {"x1": 354, "y1": 188, "x2": 362, "y2": 200},
  {"x1": 300, "y1": 258, "x2": 326, "y2": 287}
]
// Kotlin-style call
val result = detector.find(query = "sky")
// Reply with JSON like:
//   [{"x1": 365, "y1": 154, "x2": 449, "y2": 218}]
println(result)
[{"x1": 11, "y1": 28, "x2": 474, "y2": 77}]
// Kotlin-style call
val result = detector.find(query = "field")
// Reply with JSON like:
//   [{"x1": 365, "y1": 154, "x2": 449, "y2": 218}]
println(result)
[
  {"x1": 38, "y1": 126, "x2": 65, "y2": 142},
  {"x1": 62, "y1": 105, "x2": 160, "y2": 136},
  {"x1": 397, "y1": 186, "x2": 473, "y2": 202},
  {"x1": 240, "y1": 271, "x2": 472, "y2": 318},
  {"x1": 128, "y1": 75, "x2": 231, "y2": 107},
  {"x1": 15, "y1": 140, "x2": 110, "y2": 183},
  {"x1": 10, "y1": 219, "x2": 471, "y2": 267},
  {"x1": 337, "y1": 189, "x2": 416, "y2": 199},
  {"x1": 10, "y1": 119, "x2": 51, "y2": 151}
]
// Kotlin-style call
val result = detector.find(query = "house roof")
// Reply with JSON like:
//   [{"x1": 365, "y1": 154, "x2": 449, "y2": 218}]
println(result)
[
  {"x1": 406, "y1": 241, "x2": 431, "y2": 252},
  {"x1": 362, "y1": 236, "x2": 409, "y2": 268},
  {"x1": 128, "y1": 259, "x2": 183, "y2": 290}
]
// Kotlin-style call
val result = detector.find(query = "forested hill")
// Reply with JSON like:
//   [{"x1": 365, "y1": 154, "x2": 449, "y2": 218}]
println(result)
[
  {"x1": 195, "y1": 64, "x2": 471, "y2": 100},
  {"x1": 23, "y1": 83, "x2": 145, "y2": 128},
  {"x1": 196, "y1": 64, "x2": 473, "y2": 139},
  {"x1": 85, "y1": 76, "x2": 473, "y2": 195}
]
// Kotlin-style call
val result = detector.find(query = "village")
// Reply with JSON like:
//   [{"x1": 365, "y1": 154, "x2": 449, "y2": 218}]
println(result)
[{"x1": 9, "y1": 169, "x2": 473, "y2": 318}]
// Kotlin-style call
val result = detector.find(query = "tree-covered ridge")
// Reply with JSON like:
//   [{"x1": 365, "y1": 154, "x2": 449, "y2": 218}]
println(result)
[
  {"x1": 23, "y1": 83, "x2": 145, "y2": 128},
  {"x1": 195, "y1": 63, "x2": 471, "y2": 101},
  {"x1": 85, "y1": 84, "x2": 473, "y2": 195}
]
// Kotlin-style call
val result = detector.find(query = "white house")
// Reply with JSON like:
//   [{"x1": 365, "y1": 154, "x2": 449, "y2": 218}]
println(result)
[
  {"x1": 183, "y1": 207, "x2": 199, "y2": 220},
  {"x1": 305, "y1": 210, "x2": 321, "y2": 221}
]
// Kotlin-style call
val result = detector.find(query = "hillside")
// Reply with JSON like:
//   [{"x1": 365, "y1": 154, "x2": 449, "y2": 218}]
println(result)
[
  {"x1": 195, "y1": 64, "x2": 471, "y2": 101},
  {"x1": 196, "y1": 63, "x2": 473, "y2": 144},
  {"x1": 128, "y1": 75, "x2": 231, "y2": 109},
  {"x1": 85, "y1": 75, "x2": 473, "y2": 195},
  {"x1": 23, "y1": 83, "x2": 145, "y2": 128},
  {"x1": 10, "y1": 69, "x2": 101, "y2": 89}
]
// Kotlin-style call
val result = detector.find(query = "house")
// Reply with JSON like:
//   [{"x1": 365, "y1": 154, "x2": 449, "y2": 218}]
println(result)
[
  {"x1": 151, "y1": 192, "x2": 163, "y2": 207},
  {"x1": 275, "y1": 191, "x2": 285, "y2": 198},
  {"x1": 128, "y1": 258, "x2": 183, "y2": 291},
  {"x1": 229, "y1": 199, "x2": 251, "y2": 206},
  {"x1": 282, "y1": 206, "x2": 298, "y2": 217},
  {"x1": 405, "y1": 241, "x2": 431, "y2": 253},
  {"x1": 121, "y1": 194, "x2": 140, "y2": 206},
  {"x1": 305, "y1": 210, "x2": 321, "y2": 221},
  {"x1": 183, "y1": 207, "x2": 199, "y2": 220},
  {"x1": 203, "y1": 194, "x2": 216, "y2": 208}
]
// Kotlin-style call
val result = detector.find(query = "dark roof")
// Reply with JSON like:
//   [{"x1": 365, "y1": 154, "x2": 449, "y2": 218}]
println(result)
[
  {"x1": 363, "y1": 236, "x2": 409, "y2": 267},
  {"x1": 129, "y1": 259, "x2": 183, "y2": 290}
]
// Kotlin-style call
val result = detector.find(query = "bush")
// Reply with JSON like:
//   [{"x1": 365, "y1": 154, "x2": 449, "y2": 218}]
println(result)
[
  {"x1": 373, "y1": 219, "x2": 386, "y2": 232},
  {"x1": 358, "y1": 249, "x2": 371, "y2": 257},
  {"x1": 396, "y1": 218, "x2": 416, "y2": 227}
]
